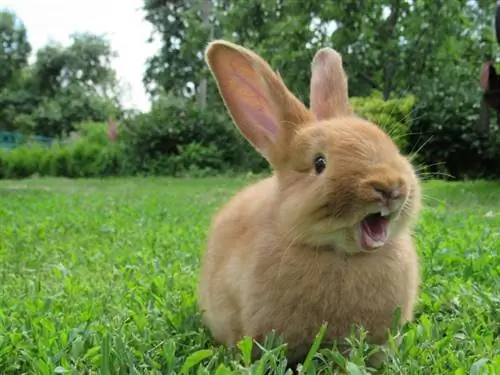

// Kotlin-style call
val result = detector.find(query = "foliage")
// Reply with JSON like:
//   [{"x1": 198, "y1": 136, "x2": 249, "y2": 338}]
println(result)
[
  {"x1": 409, "y1": 63, "x2": 500, "y2": 180},
  {"x1": 32, "y1": 32, "x2": 118, "y2": 97},
  {"x1": 0, "y1": 177, "x2": 498, "y2": 373},
  {"x1": 2, "y1": 3, "x2": 500, "y2": 179},
  {"x1": 142, "y1": 1, "x2": 210, "y2": 99},
  {"x1": 0, "y1": 122, "x2": 125, "y2": 179},
  {"x1": 351, "y1": 92, "x2": 415, "y2": 151},
  {"x1": 0, "y1": 9, "x2": 31, "y2": 87},
  {"x1": 0, "y1": 92, "x2": 415, "y2": 178},
  {"x1": 142, "y1": 1, "x2": 497, "y2": 101},
  {"x1": 117, "y1": 94, "x2": 268, "y2": 176},
  {"x1": 115, "y1": 92, "x2": 415, "y2": 176},
  {"x1": 140, "y1": 0, "x2": 500, "y2": 179},
  {"x1": 0, "y1": 8, "x2": 122, "y2": 137}
]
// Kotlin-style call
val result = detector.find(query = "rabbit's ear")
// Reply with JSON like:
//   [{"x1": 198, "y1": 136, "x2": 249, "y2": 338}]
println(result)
[
  {"x1": 205, "y1": 40, "x2": 313, "y2": 164},
  {"x1": 310, "y1": 48, "x2": 353, "y2": 120}
]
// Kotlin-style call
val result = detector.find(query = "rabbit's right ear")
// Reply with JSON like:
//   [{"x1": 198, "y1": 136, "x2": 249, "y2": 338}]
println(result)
[
  {"x1": 205, "y1": 40, "x2": 313, "y2": 165},
  {"x1": 310, "y1": 48, "x2": 353, "y2": 120}
]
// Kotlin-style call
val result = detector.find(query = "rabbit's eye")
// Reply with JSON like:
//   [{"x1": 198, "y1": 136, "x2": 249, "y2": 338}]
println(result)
[{"x1": 314, "y1": 154, "x2": 326, "y2": 174}]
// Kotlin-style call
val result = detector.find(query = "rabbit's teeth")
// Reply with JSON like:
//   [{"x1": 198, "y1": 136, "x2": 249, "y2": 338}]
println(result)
[{"x1": 380, "y1": 207, "x2": 390, "y2": 217}]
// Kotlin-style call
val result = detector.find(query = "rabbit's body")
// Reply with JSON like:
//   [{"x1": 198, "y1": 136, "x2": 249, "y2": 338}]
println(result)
[
  {"x1": 199, "y1": 177, "x2": 276, "y2": 345},
  {"x1": 201, "y1": 191, "x2": 418, "y2": 361},
  {"x1": 198, "y1": 40, "x2": 422, "y2": 367}
]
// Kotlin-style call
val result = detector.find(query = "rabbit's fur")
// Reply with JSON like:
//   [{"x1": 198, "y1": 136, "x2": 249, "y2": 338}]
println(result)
[{"x1": 198, "y1": 40, "x2": 422, "y2": 367}]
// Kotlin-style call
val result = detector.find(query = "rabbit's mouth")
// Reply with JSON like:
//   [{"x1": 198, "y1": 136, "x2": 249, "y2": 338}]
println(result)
[{"x1": 359, "y1": 212, "x2": 390, "y2": 250}]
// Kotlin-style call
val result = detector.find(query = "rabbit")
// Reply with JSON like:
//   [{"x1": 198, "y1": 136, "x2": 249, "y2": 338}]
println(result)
[{"x1": 197, "y1": 39, "x2": 422, "y2": 369}]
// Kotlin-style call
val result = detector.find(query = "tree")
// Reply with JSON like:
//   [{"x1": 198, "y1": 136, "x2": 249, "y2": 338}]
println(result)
[
  {"x1": 0, "y1": 19, "x2": 123, "y2": 136},
  {"x1": 142, "y1": 0, "x2": 497, "y2": 103},
  {"x1": 27, "y1": 33, "x2": 122, "y2": 136},
  {"x1": 0, "y1": 9, "x2": 31, "y2": 89},
  {"x1": 32, "y1": 32, "x2": 119, "y2": 98}
]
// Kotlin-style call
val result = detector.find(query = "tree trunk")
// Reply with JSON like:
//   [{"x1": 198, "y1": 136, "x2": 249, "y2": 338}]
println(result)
[
  {"x1": 197, "y1": 0, "x2": 213, "y2": 109},
  {"x1": 382, "y1": 1, "x2": 401, "y2": 100}
]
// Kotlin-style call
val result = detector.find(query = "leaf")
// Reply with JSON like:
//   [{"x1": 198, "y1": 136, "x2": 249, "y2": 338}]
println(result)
[
  {"x1": 346, "y1": 361, "x2": 365, "y2": 375},
  {"x1": 214, "y1": 363, "x2": 234, "y2": 375},
  {"x1": 237, "y1": 336, "x2": 253, "y2": 367},
  {"x1": 469, "y1": 358, "x2": 489, "y2": 375},
  {"x1": 330, "y1": 351, "x2": 346, "y2": 368},
  {"x1": 180, "y1": 349, "x2": 214, "y2": 374},
  {"x1": 302, "y1": 323, "x2": 327, "y2": 371},
  {"x1": 100, "y1": 333, "x2": 111, "y2": 375},
  {"x1": 390, "y1": 305, "x2": 403, "y2": 333},
  {"x1": 420, "y1": 314, "x2": 432, "y2": 339},
  {"x1": 83, "y1": 346, "x2": 101, "y2": 361}
]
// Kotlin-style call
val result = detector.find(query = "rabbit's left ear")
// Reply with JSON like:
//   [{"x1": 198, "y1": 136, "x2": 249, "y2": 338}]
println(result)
[
  {"x1": 310, "y1": 48, "x2": 353, "y2": 120},
  {"x1": 205, "y1": 40, "x2": 313, "y2": 165}
]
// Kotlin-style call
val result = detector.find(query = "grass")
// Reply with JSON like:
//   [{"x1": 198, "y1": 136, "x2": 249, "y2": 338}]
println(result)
[{"x1": 0, "y1": 176, "x2": 498, "y2": 374}]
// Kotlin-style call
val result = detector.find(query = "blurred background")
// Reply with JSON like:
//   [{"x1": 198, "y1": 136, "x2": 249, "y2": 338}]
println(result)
[{"x1": 0, "y1": 0, "x2": 499, "y2": 181}]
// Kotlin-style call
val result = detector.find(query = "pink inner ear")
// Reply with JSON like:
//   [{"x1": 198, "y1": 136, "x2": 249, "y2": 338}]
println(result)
[
  {"x1": 239, "y1": 105, "x2": 278, "y2": 137},
  {"x1": 232, "y1": 70, "x2": 279, "y2": 139},
  {"x1": 310, "y1": 66, "x2": 334, "y2": 120}
]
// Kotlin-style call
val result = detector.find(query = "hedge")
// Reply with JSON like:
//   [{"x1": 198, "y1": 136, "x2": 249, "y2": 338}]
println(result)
[{"x1": 0, "y1": 93, "x2": 425, "y2": 179}]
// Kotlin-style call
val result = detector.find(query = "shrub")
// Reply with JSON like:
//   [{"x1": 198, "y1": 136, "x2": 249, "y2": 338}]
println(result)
[
  {"x1": 117, "y1": 93, "x2": 415, "y2": 176},
  {"x1": 71, "y1": 121, "x2": 113, "y2": 146},
  {"x1": 0, "y1": 122, "x2": 127, "y2": 179},
  {"x1": 351, "y1": 91, "x2": 416, "y2": 151},
  {"x1": 0, "y1": 93, "x2": 417, "y2": 179},
  {"x1": 0, "y1": 143, "x2": 50, "y2": 178},
  {"x1": 408, "y1": 69, "x2": 500, "y2": 180},
  {"x1": 119, "y1": 95, "x2": 268, "y2": 176}
]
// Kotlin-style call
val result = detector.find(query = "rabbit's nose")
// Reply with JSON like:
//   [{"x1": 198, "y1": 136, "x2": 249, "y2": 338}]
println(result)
[{"x1": 371, "y1": 183, "x2": 403, "y2": 202}]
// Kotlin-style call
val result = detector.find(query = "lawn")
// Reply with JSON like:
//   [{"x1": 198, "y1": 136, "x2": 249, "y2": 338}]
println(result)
[{"x1": 0, "y1": 176, "x2": 498, "y2": 374}]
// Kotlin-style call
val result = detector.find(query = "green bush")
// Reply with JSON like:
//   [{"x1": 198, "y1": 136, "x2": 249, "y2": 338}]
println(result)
[
  {"x1": 117, "y1": 93, "x2": 415, "y2": 177},
  {"x1": 408, "y1": 68, "x2": 500, "y2": 180},
  {"x1": 0, "y1": 122, "x2": 127, "y2": 179},
  {"x1": 119, "y1": 95, "x2": 268, "y2": 176},
  {"x1": 351, "y1": 91, "x2": 415, "y2": 151},
  {"x1": 0, "y1": 143, "x2": 49, "y2": 178},
  {"x1": 0, "y1": 93, "x2": 420, "y2": 179},
  {"x1": 0, "y1": 84, "x2": 120, "y2": 138}
]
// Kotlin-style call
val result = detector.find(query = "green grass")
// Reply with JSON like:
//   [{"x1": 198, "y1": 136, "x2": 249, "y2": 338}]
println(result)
[{"x1": 0, "y1": 176, "x2": 498, "y2": 374}]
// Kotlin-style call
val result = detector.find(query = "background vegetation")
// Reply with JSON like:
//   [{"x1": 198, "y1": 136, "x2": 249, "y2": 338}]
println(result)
[{"x1": 1, "y1": 1, "x2": 500, "y2": 180}]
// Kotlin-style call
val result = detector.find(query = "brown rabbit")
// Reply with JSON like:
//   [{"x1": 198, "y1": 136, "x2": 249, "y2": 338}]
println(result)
[{"x1": 198, "y1": 40, "x2": 422, "y2": 368}]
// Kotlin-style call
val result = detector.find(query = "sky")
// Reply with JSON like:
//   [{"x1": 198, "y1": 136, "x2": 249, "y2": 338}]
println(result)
[{"x1": 1, "y1": 0, "x2": 162, "y2": 112}]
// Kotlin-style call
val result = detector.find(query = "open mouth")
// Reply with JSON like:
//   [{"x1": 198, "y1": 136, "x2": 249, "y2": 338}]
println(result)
[{"x1": 360, "y1": 211, "x2": 390, "y2": 250}]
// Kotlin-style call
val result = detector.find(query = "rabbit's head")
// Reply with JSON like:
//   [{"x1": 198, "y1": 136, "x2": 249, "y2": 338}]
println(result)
[{"x1": 205, "y1": 40, "x2": 421, "y2": 253}]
